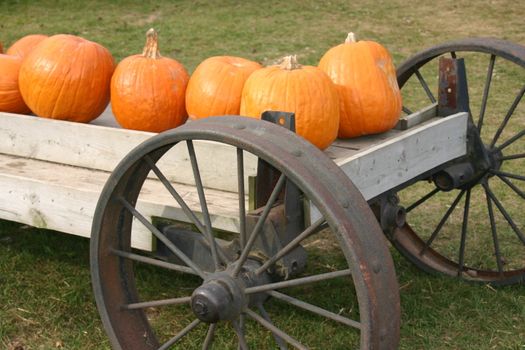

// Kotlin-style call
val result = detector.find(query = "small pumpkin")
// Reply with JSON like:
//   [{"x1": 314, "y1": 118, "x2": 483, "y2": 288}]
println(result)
[
  {"x1": 19, "y1": 34, "x2": 114, "y2": 122},
  {"x1": 319, "y1": 32, "x2": 402, "y2": 138},
  {"x1": 0, "y1": 54, "x2": 31, "y2": 114},
  {"x1": 7, "y1": 34, "x2": 48, "y2": 59},
  {"x1": 240, "y1": 55, "x2": 339, "y2": 150},
  {"x1": 111, "y1": 28, "x2": 189, "y2": 132},
  {"x1": 186, "y1": 56, "x2": 261, "y2": 119}
]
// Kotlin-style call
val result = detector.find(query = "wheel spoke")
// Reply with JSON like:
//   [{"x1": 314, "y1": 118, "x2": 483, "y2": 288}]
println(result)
[
  {"x1": 490, "y1": 169, "x2": 525, "y2": 182},
  {"x1": 415, "y1": 69, "x2": 436, "y2": 103},
  {"x1": 237, "y1": 314, "x2": 246, "y2": 350},
  {"x1": 143, "y1": 155, "x2": 229, "y2": 264},
  {"x1": 457, "y1": 189, "x2": 471, "y2": 276},
  {"x1": 158, "y1": 319, "x2": 201, "y2": 350},
  {"x1": 484, "y1": 182, "x2": 525, "y2": 245},
  {"x1": 237, "y1": 148, "x2": 247, "y2": 249},
  {"x1": 500, "y1": 152, "x2": 525, "y2": 161},
  {"x1": 110, "y1": 249, "x2": 199, "y2": 275},
  {"x1": 421, "y1": 190, "x2": 465, "y2": 254},
  {"x1": 496, "y1": 174, "x2": 525, "y2": 199},
  {"x1": 255, "y1": 218, "x2": 327, "y2": 275},
  {"x1": 244, "y1": 309, "x2": 307, "y2": 350},
  {"x1": 122, "y1": 296, "x2": 191, "y2": 310},
  {"x1": 144, "y1": 155, "x2": 206, "y2": 232},
  {"x1": 490, "y1": 84, "x2": 525, "y2": 148},
  {"x1": 246, "y1": 269, "x2": 351, "y2": 295},
  {"x1": 483, "y1": 183, "x2": 504, "y2": 275},
  {"x1": 232, "y1": 319, "x2": 249, "y2": 350},
  {"x1": 202, "y1": 323, "x2": 217, "y2": 350},
  {"x1": 402, "y1": 106, "x2": 413, "y2": 115},
  {"x1": 119, "y1": 197, "x2": 207, "y2": 279},
  {"x1": 477, "y1": 54, "x2": 496, "y2": 131},
  {"x1": 257, "y1": 304, "x2": 288, "y2": 350},
  {"x1": 406, "y1": 187, "x2": 440, "y2": 213},
  {"x1": 494, "y1": 129, "x2": 525, "y2": 153},
  {"x1": 232, "y1": 174, "x2": 287, "y2": 277},
  {"x1": 187, "y1": 140, "x2": 220, "y2": 270},
  {"x1": 268, "y1": 290, "x2": 361, "y2": 330}
]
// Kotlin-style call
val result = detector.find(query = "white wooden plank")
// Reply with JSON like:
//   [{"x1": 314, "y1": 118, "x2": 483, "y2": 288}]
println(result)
[
  {"x1": 309, "y1": 113, "x2": 468, "y2": 223},
  {"x1": 336, "y1": 113, "x2": 468, "y2": 201},
  {"x1": 394, "y1": 103, "x2": 438, "y2": 130},
  {"x1": 0, "y1": 111, "x2": 257, "y2": 192},
  {"x1": 0, "y1": 154, "x2": 242, "y2": 250}
]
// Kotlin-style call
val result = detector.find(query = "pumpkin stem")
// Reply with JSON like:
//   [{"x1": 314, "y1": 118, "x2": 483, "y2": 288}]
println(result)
[
  {"x1": 345, "y1": 32, "x2": 358, "y2": 43},
  {"x1": 279, "y1": 55, "x2": 301, "y2": 70},
  {"x1": 142, "y1": 28, "x2": 161, "y2": 59}
]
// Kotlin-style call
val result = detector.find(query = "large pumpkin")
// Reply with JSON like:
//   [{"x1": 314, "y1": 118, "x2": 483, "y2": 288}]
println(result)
[
  {"x1": 186, "y1": 56, "x2": 261, "y2": 119},
  {"x1": 240, "y1": 55, "x2": 339, "y2": 150},
  {"x1": 319, "y1": 33, "x2": 402, "y2": 138},
  {"x1": 19, "y1": 34, "x2": 114, "y2": 123},
  {"x1": 111, "y1": 28, "x2": 189, "y2": 132},
  {"x1": 7, "y1": 34, "x2": 48, "y2": 59},
  {"x1": 0, "y1": 54, "x2": 31, "y2": 114}
]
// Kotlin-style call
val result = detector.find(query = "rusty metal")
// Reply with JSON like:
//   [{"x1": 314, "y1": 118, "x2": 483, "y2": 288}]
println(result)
[
  {"x1": 91, "y1": 116, "x2": 400, "y2": 349},
  {"x1": 437, "y1": 57, "x2": 470, "y2": 116},
  {"x1": 371, "y1": 194, "x2": 406, "y2": 234},
  {"x1": 254, "y1": 111, "x2": 295, "y2": 208},
  {"x1": 393, "y1": 38, "x2": 525, "y2": 285},
  {"x1": 245, "y1": 204, "x2": 307, "y2": 279}
]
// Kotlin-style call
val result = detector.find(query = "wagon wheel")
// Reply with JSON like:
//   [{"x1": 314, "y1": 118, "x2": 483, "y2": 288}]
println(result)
[
  {"x1": 393, "y1": 38, "x2": 525, "y2": 285},
  {"x1": 90, "y1": 117, "x2": 399, "y2": 349}
]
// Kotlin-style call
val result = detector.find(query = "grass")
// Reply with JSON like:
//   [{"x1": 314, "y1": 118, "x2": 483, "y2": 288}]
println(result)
[{"x1": 0, "y1": 0, "x2": 524, "y2": 349}]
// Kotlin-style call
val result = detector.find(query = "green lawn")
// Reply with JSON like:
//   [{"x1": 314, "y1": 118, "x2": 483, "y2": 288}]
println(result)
[{"x1": 1, "y1": 1, "x2": 524, "y2": 349}]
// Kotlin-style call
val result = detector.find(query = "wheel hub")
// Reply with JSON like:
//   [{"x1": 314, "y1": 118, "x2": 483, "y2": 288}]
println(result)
[
  {"x1": 190, "y1": 260, "x2": 271, "y2": 323},
  {"x1": 191, "y1": 273, "x2": 244, "y2": 323},
  {"x1": 433, "y1": 119, "x2": 505, "y2": 191}
]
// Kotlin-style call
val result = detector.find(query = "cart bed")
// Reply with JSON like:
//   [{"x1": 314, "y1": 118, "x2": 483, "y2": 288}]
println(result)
[{"x1": 0, "y1": 107, "x2": 468, "y2": 250}]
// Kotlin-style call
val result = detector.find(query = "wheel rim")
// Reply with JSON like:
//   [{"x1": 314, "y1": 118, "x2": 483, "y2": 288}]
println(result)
[
  {"x1": 91, "y1": 117, "x2": 399, "y2": 349},
  {"x1": 393, "y1": 38, "x2": 525, "y2": 285}
]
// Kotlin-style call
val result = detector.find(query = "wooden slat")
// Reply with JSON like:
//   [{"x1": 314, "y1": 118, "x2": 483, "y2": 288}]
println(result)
[
  {"x1": 0, "y1": 110, "x2": 257, "y2": 193},
  {"x1": 309, "y1": 112, "x2": 468, "y2": 222},
  {"x1": 0, "y1": 154, "x2": 241, "y2": 250},
  {"x1": 0, "y1": 107, "x2": 469, "y2": 242},
  {"x1": 337, "y1": 113, "x2": 468, "y2": 200},
  {"x1": 394, "y1": 103, "x2": 438, "y2": 130}
]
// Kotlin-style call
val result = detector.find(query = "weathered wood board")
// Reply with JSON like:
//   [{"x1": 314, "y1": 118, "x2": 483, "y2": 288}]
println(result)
[
  {"x1": 308, "y1": 112, "x2": 468, "y2": 222},
  {"x1": 0, "y1": 109, "x2": 258, "y2": 193},
  {"x1": 0, "y1": 106, "x2": 468, "y2": 250},
  {"x1": 0, "y1": 153, "x2": 240, "y2": 251}
]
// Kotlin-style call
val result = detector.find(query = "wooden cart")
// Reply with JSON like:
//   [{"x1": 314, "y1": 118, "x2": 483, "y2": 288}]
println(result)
[{"x1": 0, "y1": 38, "x2": 523, "y2": 349}]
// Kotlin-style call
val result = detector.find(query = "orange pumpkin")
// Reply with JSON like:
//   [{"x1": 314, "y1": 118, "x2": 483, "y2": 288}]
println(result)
[
  {"x1": 319, "y1": 33, "x2": 402, "y2": 138},
  {"x1": 7, "y1": 34, "x2": 48, "y2": 59},
  {"x1": 0, "y1": 54, "x2": 31, "y2": 114},
  {"x1": 19, "y1": 34, "x2": 114, "y2": 123},
  {"x1": 186, "y1": 56, "x2": 261, "y2": 119},
  {"x1": 240, "y1": 55, "x2": 339, "y2": 150},
  {"x1": 111, "y1": 28, "x2": 189, "y2": 132}
]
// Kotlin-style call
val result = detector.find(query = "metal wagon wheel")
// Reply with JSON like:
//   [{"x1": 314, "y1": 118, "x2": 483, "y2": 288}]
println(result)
[
  {"x1": 90, "y1": 117, "x2": 399, "y2": 349},
  {"x1": 393, "y1": 38, "x2": 525, "y2": 285}
]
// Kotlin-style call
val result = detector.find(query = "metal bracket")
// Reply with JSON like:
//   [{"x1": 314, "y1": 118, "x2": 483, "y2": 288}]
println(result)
[
  {"x1": 261, "y1": 110, "x2": 296, "y2": 132},
  {"x1": 438, "y1": 57, "x2": 470, "y2": 116},
  {"x1": 253, "y1": 111, "x2": 296, "y2": 208},
  {"x1": 371, "y1": 194, "x2": 406, "y2": 236}
]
